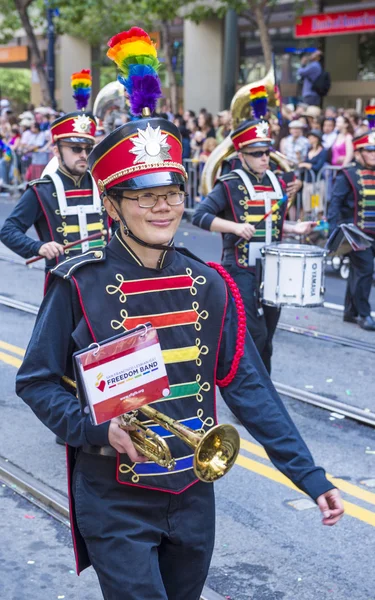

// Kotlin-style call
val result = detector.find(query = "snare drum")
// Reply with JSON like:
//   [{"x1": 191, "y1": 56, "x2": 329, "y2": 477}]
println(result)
[{"x1": 261, "y1": 243, "x2": 326, "y2": 307}]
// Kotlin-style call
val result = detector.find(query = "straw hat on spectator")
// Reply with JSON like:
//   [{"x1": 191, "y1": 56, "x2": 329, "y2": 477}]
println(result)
[
  {"x1": 19, "y1": 111, "x2": 34, "y2": 120},
  {"x1": 288, "y1": 119, "x2": 306, "y2": 129},
  {"x1": 19, "y1": 117, "x2": 34, "y2": 127},
  {"x1": 302, "y1": 106, "x2": 322, "y2": 118}
]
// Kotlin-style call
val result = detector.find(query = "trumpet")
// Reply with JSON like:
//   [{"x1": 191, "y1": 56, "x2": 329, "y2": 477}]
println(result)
[{"x1": 63, "y1": 376, "x2": 240, "y2": 482}]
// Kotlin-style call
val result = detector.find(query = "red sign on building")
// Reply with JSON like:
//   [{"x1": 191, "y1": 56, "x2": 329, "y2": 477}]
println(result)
[{"x1": 295, "y1": 9, "x2": 375, "y2": 38}]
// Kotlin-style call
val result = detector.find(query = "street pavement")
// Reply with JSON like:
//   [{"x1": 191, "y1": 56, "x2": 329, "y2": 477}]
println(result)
[{"x1": 0, "y1": 196, "x2": 375, "y2": 600}]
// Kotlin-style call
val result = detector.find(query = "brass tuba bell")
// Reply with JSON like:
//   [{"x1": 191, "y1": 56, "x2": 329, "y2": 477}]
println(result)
[{"x1": 201, "y1": 66, "x2": 291, "y2": 197}]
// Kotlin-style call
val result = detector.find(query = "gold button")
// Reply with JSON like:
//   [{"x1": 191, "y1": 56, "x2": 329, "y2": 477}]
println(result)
[{"x1": 94, "y1": 251, "x2": 102, "y2": 258}]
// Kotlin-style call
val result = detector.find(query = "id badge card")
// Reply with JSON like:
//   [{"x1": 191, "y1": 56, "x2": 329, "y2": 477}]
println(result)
[{"x1": 73, "y1": 324, "x2": 170, "y2": 425}]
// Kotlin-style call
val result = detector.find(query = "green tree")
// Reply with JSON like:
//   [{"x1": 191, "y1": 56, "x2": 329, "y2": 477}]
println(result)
[
  {"x1": 51, "y1": 0, "x2": 134, "y2": 100},
  {"x1": 0, "y1": 68, "x2": 31, "y2": 108},
  {"x1": 183, "y1": 0, "x2": 310, "y2": 72},
  {"x1": 0, "y1": 0, "x2": 53, "y2": 104}
]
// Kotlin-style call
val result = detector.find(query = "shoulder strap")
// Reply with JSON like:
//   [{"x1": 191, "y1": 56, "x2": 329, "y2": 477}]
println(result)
[{"x1": 50, "y1": 248, "x2": 106, "y2": 280}]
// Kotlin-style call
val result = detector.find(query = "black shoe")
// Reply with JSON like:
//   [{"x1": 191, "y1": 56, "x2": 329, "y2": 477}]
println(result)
[
  {"x1": 55, "y1": 435, "x2": 65, "y2": 445},
  {"x1": 357, "y1": 316, "x2": 375, "y2": 331},
  {"x1": 343, "y1": 313, "x2": 357, "y2": 323}
]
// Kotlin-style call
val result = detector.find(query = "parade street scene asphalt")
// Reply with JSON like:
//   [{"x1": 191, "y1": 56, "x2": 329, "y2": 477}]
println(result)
[
  {"x1": 0, "y1": 195, "x2": 374, "y2": 600},
  {"x1": 1, "y1": 4, "x2": 375, "y2": 599}
]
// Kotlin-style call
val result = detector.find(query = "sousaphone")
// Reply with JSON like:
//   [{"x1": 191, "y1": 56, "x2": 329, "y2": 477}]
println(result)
[{"x1": 201, "y1": 67, "x2": 291, "y2": 197}]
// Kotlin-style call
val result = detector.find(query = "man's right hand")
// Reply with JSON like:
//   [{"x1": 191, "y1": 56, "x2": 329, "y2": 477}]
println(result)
[
  {"x1": 38, "y1": 241, "x2": 65, "y2": 260},
  {"x1": 232, "y1": 222, "x2": 256, "y2": 240},
  {"x1": 108, "y1": 417, "x2": 148, "y2": 463}
]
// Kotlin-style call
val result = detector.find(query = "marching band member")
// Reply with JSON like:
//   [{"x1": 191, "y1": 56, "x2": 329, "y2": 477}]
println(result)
[
  {"x1": 193, "y1": 88, "x2": 315, "y2": 373},
  {"x1": 0, "y1": 70, "x2": 110, "y2": 274},
  {"x1": 328, "y1": 111, "x2": 375, "y2": 331},
  {"x1": 16, "y1": 28, "x2": 343, "y2": 600}
]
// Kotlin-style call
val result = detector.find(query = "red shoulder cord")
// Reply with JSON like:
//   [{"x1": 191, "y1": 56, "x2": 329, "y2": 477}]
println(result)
[{"x1": 207, "y1": 262, "x2": 246, "y2": 387}]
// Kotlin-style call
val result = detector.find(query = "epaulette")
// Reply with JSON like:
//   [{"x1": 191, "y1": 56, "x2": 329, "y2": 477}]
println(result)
[
  {"x1": 50, "y1": 249, "x2": 106, "y2": 280},
  {"x1": 27, "y1": 177, "x2": 51, "y2": 188},
  {"x1": 218, "y1": 172, "x2": 239, "y2": 183}
]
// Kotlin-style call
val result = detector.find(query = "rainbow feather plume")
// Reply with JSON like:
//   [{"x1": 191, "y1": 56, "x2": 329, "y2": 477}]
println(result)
[
  {"x1": 71, "y1": 69, "x2": 92, "y2": 111},
  {"x1": 250, "y1": 85, "x2": 268, "y2": 120},
  {"x1": 365, "y1": 105, "x2": 375, "y2": 130},
  {"x1": 0, "y1": 139, "x2": 12, "y2": 162},
  {"x1": 107, "y1": 27, "x2": 162, "y2": 117}
]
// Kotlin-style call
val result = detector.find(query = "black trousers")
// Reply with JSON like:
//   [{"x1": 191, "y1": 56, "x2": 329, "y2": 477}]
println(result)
[
  {"x1": 345, "y1": 245, "x2": 375, "y2": 318},
  {"x1": 223, "y1": 264, "x2": 280, "y2": 374},
  {"x1": 73, "y1": 451, "x2": 215, "y2": 600}
]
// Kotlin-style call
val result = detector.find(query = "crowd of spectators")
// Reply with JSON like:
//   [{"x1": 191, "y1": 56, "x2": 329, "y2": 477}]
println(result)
[
  {"x1": 0, "y1": 94, "x2": 372, "y2": 219},
  {"x1": 0, "y1": 100, "x2": 58, "y2": 189}
]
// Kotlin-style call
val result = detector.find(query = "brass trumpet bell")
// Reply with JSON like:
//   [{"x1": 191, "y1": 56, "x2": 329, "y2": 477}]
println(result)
[
  {"x1": 193, "y1": 424, "x2": 240, "y2": 482},
  {"x1": 138, "y1": 405, "x2": 240, "y2": 483}
]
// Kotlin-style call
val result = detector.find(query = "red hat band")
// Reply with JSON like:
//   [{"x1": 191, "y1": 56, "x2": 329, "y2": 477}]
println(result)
[
  {"x1": 231, "y1": 120, "x2": 271, "y2": 151},
  {"x1": 51, "y1": 112, "x2": 96, "y2": 143},
  {"x1": 91, "y1": 122, "x2": 187, "y2": 193},
  {"x1": 353, "y1": 131, "x2": 375, "y2": 151}
]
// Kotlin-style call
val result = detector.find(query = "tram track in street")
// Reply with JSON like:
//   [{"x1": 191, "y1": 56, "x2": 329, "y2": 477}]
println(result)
[
  {"x1": 1, "y1": 294, "x2": 375, "y2": 428},
  {"x1": 0, "y1": 456, "x2": 224, "y2": 600}
]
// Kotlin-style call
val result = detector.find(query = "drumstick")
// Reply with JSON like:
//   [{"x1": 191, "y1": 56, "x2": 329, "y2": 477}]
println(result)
[
  {"x1": 26, "y1": 230, "x2": 108, "y2": 265},
  {"x1": 234, "y1": 195, "x2": 288, "y2": 247}
]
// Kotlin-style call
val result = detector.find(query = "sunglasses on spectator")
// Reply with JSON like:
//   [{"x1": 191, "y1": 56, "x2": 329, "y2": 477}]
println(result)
[
  {"x1": 60, "y1": 144, "x2": 93, "y2": 155},
  {"x1": 242, "y1": 149, "x2": 271, "y2": 158}
]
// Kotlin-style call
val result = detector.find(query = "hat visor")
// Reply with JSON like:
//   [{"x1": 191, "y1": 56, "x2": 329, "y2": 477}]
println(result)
[
  {"x1": 111, "y1": 171, "x2": 186, "y2": 191},
  {"x1": 57, "y1": 137, "x2": 95, "y2": 145},
  {"x1": 240, "y1": 141, "x2": 272, "y2": 150},
  {"x1": 359, "y1": 145, "x2": 375, "y2": 151}
]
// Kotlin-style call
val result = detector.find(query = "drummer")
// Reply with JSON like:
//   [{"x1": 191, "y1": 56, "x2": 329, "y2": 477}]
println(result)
[
  {"x1": 0, "y1": 70, "x2": 110, "y2": 276},
  {"x1": 193, "y1": 88, "x2": 315, "y2": 373}
]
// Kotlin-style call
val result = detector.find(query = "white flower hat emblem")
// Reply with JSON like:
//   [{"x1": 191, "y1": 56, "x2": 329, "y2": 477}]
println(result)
[
  {"x1": 255, "y1": 120, "x2": 270, "y2": 139},
  {"x1": 130, "y1": 123, "x2": 172, "y2": 164},
  {"x1": 73, "y1": 114, "x2": 92, "y2": 133},
  {"x1": 368, "y1": 132, "x2": 375, "y2": 145}
]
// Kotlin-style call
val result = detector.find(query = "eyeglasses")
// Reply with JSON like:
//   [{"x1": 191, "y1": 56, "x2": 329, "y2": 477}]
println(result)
[
  {"x1": 118, "y1": 191, "x2": 188, "y2": 209},
  {"x1": 242, "y1": 150, "x2": 271, "y2": 158},
  {"x1": 60, "y1": 144, "x2": 93, "y2": 155}
]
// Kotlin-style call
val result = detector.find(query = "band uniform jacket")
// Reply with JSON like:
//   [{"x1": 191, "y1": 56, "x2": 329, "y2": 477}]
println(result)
[
  {"x1": 16, "y1": 233, "x2": 334, "y2": 572},
  {"x1": 0, "y1": 168, "x2": 110, "y2": 269},
  {"x1": 193, "y1": 169, "x2": 287, "y2": 272},
  {"x1": 328, "y1": 162, "x2": 375, "y2": 238}
]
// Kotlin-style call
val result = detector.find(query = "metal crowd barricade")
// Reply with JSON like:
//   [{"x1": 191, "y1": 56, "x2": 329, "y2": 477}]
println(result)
[
  {"x1": 0, "y1": 149, "x2": 26, "y2": 196},
  {"x1": 315, "y1": 164, "x2": 352, "y2": 217},
  {"x1": 183, "y1": 158, "x2": 200, "y2": 216}
]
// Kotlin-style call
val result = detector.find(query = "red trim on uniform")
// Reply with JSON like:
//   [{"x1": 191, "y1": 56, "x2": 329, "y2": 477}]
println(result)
[
  {"x1": 33, "y1": 186, "x2": 59, "y2": 266},
  {"x1": 253, "y1": 185, "x2": 274, "y2": 192},
  {"x1": 343, "y1": 169, "x2": 359, "y2": 227},
  {"x1": 246, "y1": 200, "x2": 279, "y2": 207},
  {"x1": 51, "y1": 116, "x2": 96, "y2": 142},
  {"x1": 72, "y1": 276, "x2": 97, "y2": 342},
  {"x1": 213, "y1": 279, "x2": 228, "y2": 423},
  {"x1": 66, "y1": 445, "x2": 81, "y2": 575},
  {"x1": 115, "y1": 452, "x2": 199, "y2": 493},
  {"x1": 231, "y1": 124, "x2": 271, "y2": 151},
  {"x1": 123, "y1": 310, "x2": 197, "y2": 329},
  {"x1": 44, "y1": 271, "x2": 51, "y2": 297},
  {"x1": 120, "y1": 274, "x2": 193, "y2": 295},
  {"x1": 223, "y1": 181, "x2": 249, "y2": 271},
  {"x1": 359, "y1": 170, "x2": 375, "y2": 177},
  {"x1": 65, "y1": 190, "x2": 93, "y2": 197},
  {"x1": 207, "y1": 263, "x2": 246, "y2": 387},
  {"x1": 92, "y1": 132, "x2": 183, "y2": 189}
]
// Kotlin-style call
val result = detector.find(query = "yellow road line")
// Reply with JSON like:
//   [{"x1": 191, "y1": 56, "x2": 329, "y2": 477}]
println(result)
[
  {"x1": 236, "y1": 454, "x2": 375, "y2": 527},
  {"x1": 240, "y1": 438, "x2": 375, "y2": 508},
  {"x1": 0, "y1": 340, "x2": 25, "y2": 357},
  {"x1": 0, "y1": 351, "x2": 22, "y2": 368},
  {"x1": 0, "y1": 341, "x2": 374, "y2": 526}
]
